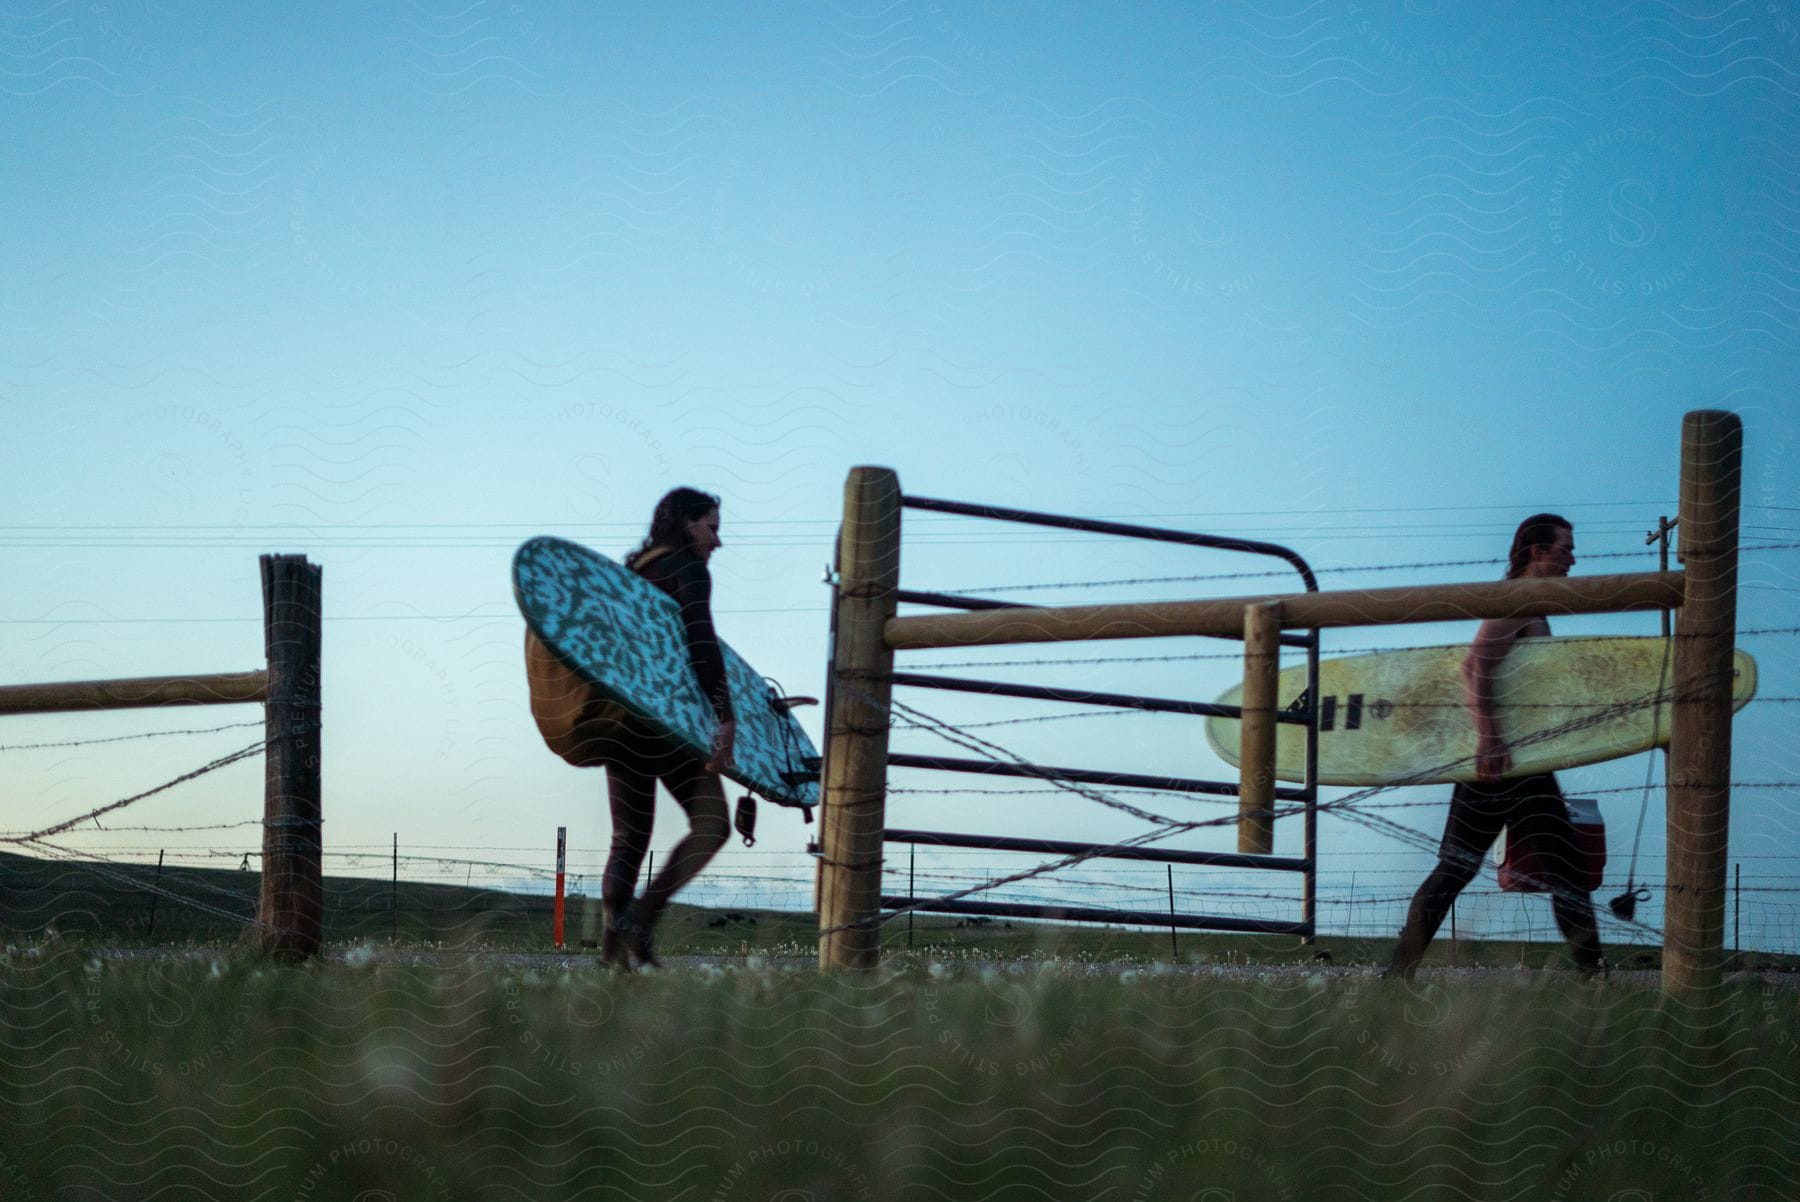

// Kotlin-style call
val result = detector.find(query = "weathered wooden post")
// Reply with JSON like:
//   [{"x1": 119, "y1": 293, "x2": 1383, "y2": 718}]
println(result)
[
  {"x1": 818, "y1": 467, "x2": 901, "y2": 972},
  {"x1": 258, "y1": 553, "x2": 323, "y2": 961},
  {"x1": 1238, "y1": 601, "x2": 1281, "y2": 855},
  {"x1": 1664, "y1": 410, "x2": 1742, "y2": 992}
]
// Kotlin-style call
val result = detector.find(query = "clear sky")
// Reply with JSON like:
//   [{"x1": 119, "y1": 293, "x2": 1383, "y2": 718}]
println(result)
[{"x1": 4, "y1": 2, "x2": 1796, "y2": 949}]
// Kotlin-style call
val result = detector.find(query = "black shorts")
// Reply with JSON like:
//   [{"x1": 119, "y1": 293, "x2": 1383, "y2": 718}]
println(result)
[{"x1": 1438, "y1": 774, "x2": 1584, "y2": 890}]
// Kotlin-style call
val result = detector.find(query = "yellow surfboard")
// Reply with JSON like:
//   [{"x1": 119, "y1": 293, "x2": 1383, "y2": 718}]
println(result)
[{"x1": 1204, "y1": 636, "x2": 1757, "y2": 786}]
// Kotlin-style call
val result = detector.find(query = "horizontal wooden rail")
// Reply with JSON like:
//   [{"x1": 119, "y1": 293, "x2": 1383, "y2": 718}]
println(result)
[
  {"x1": 884, "y1": 570, "x2": 1684, "y2": 651},
  {"x1": 0, "y1": 670, "x2": 270, "y2": 716}
]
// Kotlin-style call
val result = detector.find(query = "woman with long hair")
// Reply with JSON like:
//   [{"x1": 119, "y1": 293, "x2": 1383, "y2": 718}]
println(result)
[{"x1": 597, "y1": 486, "x2": 737, "y2": 968}]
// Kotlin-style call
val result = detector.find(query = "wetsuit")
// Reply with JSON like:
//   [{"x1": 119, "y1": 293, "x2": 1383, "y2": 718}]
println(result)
[{"x1": 600, "y1": 546, "x2": 734, "y2": 931}]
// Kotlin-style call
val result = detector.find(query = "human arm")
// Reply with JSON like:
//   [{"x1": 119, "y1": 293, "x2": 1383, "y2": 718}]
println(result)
[
  {"x1": 1461, "y1": 616, "x2": 1532, "y2": 781},
  {"x1": 668, "y1": 554, "x2": 737, "y2": 769}
]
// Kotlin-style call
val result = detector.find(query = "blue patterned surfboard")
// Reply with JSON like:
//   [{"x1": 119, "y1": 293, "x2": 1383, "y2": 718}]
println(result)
[{"x1": 513, "y1": 536, "x2": 819, "y2": 809}]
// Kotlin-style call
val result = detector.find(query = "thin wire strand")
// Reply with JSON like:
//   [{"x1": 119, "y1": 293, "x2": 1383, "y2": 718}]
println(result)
[
  {"x1": 835, "y1": 677, "x2": 1683, "y2": 940},
  {"x1": 3, "y1": 740, "x2": 267, "y2": 845},
  {"x1": 0, "y1": 720, "x2": 264, "y2": 754},
  {"x1": 27, "y1": 839, "x2": 259, "y2": 928},
  {"x1": 936, "y1": 543, "x2": 1800, "y2": 595}
]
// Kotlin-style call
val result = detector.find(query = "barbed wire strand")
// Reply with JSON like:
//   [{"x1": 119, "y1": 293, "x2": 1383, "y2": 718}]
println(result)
[
  {"x1": 936, "y1": 542, "x2": 1800, "y2": 596},
  {"x1": 887, "y1": 696, "x2": 1191, "y2": 831},
  {"x1": 0, "y1": 720, "x2": 265, "y2": 754},
  {"x1": 829, "y1": 677, "x2": 1694, "y2": 940},
  {"x1": 3, "y1": 739, "x2": 267, "y2": 845},
  {"x1": 26, "y1": 839, "x2": 260, "y2": 929}
]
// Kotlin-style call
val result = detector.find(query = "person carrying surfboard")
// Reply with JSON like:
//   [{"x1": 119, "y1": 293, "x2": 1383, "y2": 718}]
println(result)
[
  {"x1": 1383, "y1": 514, "x2": 1607, "y2": 981},
  {"x1": 595, "y1": 486, "x2": 737, "y2": 969}
]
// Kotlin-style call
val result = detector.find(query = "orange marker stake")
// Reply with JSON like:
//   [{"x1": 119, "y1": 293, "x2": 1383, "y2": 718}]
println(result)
[{"x1": 553, "y1": 826, "x2": 567, "y2": 950}]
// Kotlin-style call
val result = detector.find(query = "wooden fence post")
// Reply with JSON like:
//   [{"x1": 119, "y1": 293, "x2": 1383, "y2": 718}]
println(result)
[
  {"x1": 818, "y1": 467, "x2": 901, "y2": 972},
  {"x1": 258, "y1": 554, "x2": 323, "y2": 961},
  {"x1": 1665, "y1": 410, "x2": 1742, "y2": 992},
  {"x1": 1238, "y1": 601, "x2": 1281, "y2": 855}
]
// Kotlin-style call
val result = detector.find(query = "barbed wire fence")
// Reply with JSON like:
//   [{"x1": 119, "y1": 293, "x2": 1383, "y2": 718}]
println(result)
[{"x1": 1, "y1": 543, "x2": 1794, "y2": 958}]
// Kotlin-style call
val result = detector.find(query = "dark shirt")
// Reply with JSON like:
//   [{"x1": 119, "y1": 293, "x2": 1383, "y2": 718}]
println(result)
[{"x1": 631, "y1": 546, "x2": 734, "y2": 723}]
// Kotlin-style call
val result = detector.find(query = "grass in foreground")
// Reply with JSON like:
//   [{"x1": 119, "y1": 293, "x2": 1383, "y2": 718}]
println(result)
[{"x1": 2, "y1": 939, "x2": 1797, "y2": 1200}]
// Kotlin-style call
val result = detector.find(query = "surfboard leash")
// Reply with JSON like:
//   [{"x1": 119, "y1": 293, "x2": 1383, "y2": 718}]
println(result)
[
  {"x1": 734, "y1": 674, "x2": 822, "y2": 846},
  {"x1": 1610, "y1": 636, "x2": 1675, "y2": 922}
]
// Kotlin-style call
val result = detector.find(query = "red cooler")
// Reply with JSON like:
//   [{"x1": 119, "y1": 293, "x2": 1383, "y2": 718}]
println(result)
[{"x1": 1497, "y1": 797, "x2": 1606, "y2": 893}]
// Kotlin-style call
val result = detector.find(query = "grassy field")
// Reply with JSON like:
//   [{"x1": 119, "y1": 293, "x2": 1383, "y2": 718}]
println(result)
[
  {"x1": 6, "y1": 850, "x2": 1800, "y2": 1198},
  {"x1": 2, "y1": 942, "x2": 1798, "y2": 1200}
]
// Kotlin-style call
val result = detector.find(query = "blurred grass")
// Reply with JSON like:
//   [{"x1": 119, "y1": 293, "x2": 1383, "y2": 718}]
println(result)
[{"x1": 3, "y1": 942, "x2": 1798, "y2": 1200}]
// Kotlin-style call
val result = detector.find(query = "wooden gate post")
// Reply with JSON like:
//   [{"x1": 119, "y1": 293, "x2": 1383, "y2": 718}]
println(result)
[
  {"x1": 1238, "y1": 601, "x2": 1281, "y2": 855},
  {"x1": 1664, "y1": 410, "x2": 1742, "y2": 992},
  {"x1": 818, "y1": 467, "x2": 901, "y2": 972},
  {"x1": 259, "y1": 554, "x2": 324, "y2": 961}
]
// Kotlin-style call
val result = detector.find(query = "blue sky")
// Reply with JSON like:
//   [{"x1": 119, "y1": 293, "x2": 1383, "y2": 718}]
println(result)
[{"x1": 3, "y1": 1, "x2": 1796, "y2": 949}]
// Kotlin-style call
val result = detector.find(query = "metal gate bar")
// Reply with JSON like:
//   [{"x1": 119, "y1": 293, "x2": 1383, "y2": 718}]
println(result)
[
  {"x1": 878, "y1": 493, "x2": 1323, "y2": 943},
  {"x1": 891, "y1": 670, "x2": 1312, "y2": 723},
  {"x1": 888, "y1": 752, "x2": 1310, "y2": 801},
  {"x1": 880, "y1": 895, "x2": 1310, "y2": 936},
  {"x1": 900, "y1": 495, "x2": 1320, "y2": 590},
  {"x1": 884, "y1": 827, "x2": 1306, "y2": 872}
]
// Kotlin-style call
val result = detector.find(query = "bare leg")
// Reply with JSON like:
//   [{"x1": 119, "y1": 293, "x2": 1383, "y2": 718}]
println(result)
[
  {"x1": 602, "y1": 760, "x2": 657, "y2": 967},
  {"x1": 1386, "y1": 851, "x2": 1482, "y2": 980},
  {"x1": 639, "y1": 757, "x2": 729, "y2": 920},
  {"x1": 1386, "y1": 782, "x2": 1506, "y2": 980},
  {"x1": 1551, "y1": 894, "x2": 1605, "y2": 973}
]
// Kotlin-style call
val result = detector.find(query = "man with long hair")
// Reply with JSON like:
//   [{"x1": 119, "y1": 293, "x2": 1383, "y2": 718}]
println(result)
[{"x1": 1384, "y1": 514, "x2": 1606, "y2": 979}]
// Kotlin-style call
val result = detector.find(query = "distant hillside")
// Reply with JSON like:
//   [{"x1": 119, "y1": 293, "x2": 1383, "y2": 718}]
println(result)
[{"x1": 0, "y1": 847, "x2": 559, "y2": 946}]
